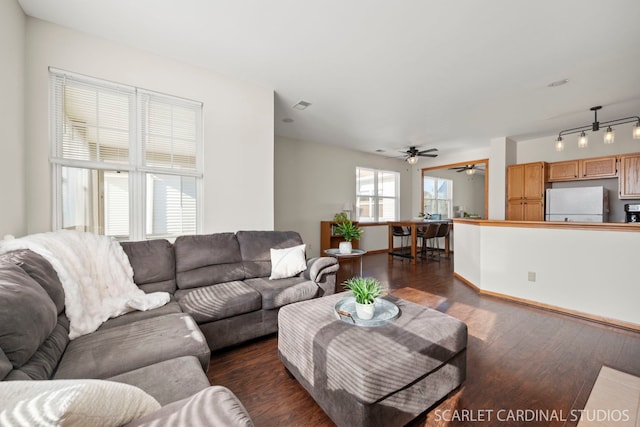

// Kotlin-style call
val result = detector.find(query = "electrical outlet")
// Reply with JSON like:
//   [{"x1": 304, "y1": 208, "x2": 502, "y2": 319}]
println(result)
[{"x1": 528, "y1": 272, "x2": 536, "y2": 282}]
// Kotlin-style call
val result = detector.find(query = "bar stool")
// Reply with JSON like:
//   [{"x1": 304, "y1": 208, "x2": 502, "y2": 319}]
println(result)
[
  {"x1": 392, "y1": 226, "x2": 411, "y2": 258},
  {"x1": 420, "y1": 223, "x2": 440, "y2": 262}
]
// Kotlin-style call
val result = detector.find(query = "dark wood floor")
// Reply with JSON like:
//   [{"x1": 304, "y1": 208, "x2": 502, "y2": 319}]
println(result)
[{"x1": 208, "y1": 253, "x2": 640, "y2": 427}]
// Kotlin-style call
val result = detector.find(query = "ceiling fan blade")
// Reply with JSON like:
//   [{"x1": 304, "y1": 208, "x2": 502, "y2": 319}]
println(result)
[
  {"x1": 418, "y1": 153, "x2": 438, "y2": 157},
  {"x1": 417, "y1": 148, "x2": 438, "y2": 155}
]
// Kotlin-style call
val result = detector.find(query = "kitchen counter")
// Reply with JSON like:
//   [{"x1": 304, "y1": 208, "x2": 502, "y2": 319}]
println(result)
[{"x1": 453, "y1": 218, "x2": 640, "y2": 232}]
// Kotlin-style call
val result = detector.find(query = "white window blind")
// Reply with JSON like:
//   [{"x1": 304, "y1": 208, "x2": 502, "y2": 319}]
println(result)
[
  {"x1": 51, "y1": 73, "x2": 134, "y2": 167},
  {"x1": 50, "y1": 69, "x2": 203, "y2": 240},
  {"x1": 139, "y1": 91, "x2": 200, "y2": 172}
]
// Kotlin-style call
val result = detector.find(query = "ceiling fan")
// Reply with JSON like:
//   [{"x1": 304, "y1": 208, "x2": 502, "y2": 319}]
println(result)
[
  {"x1": 402, "y1": 146, "x2": 438, "y2": 164},
  {"x1": 449, "y1": 164, "x2": 481, "y2": 175}
]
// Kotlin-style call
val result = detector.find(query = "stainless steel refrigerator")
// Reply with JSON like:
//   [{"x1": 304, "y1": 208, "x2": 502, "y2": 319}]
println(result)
[{"x1": 545, "y1": 186, "x2": 609, "y2": 222}]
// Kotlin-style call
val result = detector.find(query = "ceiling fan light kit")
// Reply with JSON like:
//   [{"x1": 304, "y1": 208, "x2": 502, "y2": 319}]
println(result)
[
  {"x1": 554, "y1": 106, "x2": 640, "y2": 152},
  {"x1": 403, "y1": 146, "x2": 438, "y2": 164},
  {"x1": 449, "y1": 164, "x2": 481, "y2": 175}
]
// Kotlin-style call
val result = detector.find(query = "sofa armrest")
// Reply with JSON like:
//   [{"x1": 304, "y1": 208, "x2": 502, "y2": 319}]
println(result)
[
  {"x1": 303, "y1": 257, "x2": 339, "y2": 283},
  {"x1": 126, "y1": 386, "x2": 254, "y2": 427}
]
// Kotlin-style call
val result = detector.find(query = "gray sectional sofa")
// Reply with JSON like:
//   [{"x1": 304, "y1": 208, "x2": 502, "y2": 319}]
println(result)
[{"x1": 0, "y1": 230, "x2": 339, "y2": 425}]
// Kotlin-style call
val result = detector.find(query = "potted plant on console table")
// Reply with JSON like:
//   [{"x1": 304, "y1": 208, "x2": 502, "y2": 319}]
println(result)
[
  {"x1": 333, "y1": 213, "x2": 363, "y2": 254},
  {"x1": 343, "y1": 276, "x2": 382, "y2": 320}
]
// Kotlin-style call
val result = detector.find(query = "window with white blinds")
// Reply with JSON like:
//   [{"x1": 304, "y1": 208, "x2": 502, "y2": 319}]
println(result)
[
  {"x1": 50, "y1": 69, "x2": 203, "y2": 240},
  {"x1": 355, "y1": 167, "x2": 399, "y2": 222}
]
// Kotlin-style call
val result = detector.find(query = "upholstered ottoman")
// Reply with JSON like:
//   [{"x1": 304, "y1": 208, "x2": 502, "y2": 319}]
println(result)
[{"x1": 278, "y1": 292, "x2": 467, "y2": 427}]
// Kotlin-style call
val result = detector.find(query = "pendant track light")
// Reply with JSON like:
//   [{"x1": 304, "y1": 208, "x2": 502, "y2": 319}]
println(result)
[{"x1": 554, "y1": 106, "x2": 640, "y2": 151}]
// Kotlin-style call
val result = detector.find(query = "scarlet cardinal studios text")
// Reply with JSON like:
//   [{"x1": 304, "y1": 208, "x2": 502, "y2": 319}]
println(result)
[{"x1": 434, "y1": 408, "x2": 630, "y2": 423}]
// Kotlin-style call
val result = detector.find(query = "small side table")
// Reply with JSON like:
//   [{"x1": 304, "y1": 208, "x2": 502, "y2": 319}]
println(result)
[{"x1": 323, "y1": 248, "x2": 367, "y2": 277}]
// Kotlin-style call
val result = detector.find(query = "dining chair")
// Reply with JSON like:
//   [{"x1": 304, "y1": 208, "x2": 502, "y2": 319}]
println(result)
[
  {"x1": 420, "y1": 223, "x2": 440, "y2": 262},
  {"x1": 392, "y1": 226, "x2": 411, "y2": 258},
  {"x1": 434, "y1": 222, "x2": 451, "y2": 260}
]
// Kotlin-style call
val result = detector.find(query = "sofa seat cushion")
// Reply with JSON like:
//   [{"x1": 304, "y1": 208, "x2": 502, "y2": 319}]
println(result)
[
  {"x1": 108, "y1": 356, "x2": 210, "y2": 406},
  {"x1": 53, "y1": 313, "x2": 210, "y2": 380},
  {"x1": 175, "y1": 281, "x2": 261, "y2": 323},
  {"x1": 244, "y1": 277, "x2": 318, "y2": 310},
  {"x1": 97, "y1": 299, "x2": 182, "y2": 331}
]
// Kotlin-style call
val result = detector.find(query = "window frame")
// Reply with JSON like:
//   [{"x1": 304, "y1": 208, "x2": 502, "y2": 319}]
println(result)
[
  {"x1": 49, "y1": 68, "x2": 203, "y2": 240},
  {"x1": 355, "y1": 167, "x2": 400, "y2": 222},
  {"x1": 421, "y1": 175, "x2": 453, "y2": 219}
]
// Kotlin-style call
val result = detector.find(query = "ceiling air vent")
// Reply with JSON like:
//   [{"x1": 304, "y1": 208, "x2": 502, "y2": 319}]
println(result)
[{"x1": 292, "y1": 100, "x2": 312, "y2": 110}]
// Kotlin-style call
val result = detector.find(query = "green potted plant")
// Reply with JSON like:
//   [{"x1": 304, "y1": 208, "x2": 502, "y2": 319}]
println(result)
[
  {"x1": 333, "y1": 214, "x2": 363, "y2": 254},
  {"x1": 343, "y1": 276, "x2": 382, "y2": 320}
]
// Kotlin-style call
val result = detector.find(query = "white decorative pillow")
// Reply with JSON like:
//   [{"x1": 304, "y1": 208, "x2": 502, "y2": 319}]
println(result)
[
  {"x1": 0, "y1": 380, "x2": 161, "y2": 426},
  {"x1": 269, "y1": 244, "x2": 307, "y2": 279}
]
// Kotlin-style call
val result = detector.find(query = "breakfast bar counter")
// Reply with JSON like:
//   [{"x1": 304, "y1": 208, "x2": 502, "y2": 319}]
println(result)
[{"x1": 452, "y1": 218, "x2": 640, "y2": 331}]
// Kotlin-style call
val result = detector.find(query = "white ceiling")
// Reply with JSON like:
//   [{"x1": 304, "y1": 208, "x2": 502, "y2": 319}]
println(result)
[{"x1": 18, "y1": 0, "x2": 640, "y2": 158}]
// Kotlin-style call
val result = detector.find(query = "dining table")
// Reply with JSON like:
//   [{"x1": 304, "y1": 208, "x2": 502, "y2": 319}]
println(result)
[{"x1": 387, "y1": 219, "x2": 452, "y2": 265}]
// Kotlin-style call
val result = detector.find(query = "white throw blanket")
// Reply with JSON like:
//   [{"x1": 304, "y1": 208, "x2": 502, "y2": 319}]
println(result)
[{"x1": 0, "y1": 231, "x2": 170, "y2": 339}]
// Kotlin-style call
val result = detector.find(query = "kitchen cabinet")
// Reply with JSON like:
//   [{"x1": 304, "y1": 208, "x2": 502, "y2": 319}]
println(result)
[
  {"x1": 507, "y1": 162, "x2": 547, "y2": 200},
  {"x1": 548, "y1": 156, "x2": 617, "y2": 182},
  {"x1": 506, "y1": 162, "x2": 549, "y2": 221},
  {"x1": 507, "y1": 199, "x2": 544, "y2": 221},
  {"x1": 619, "y1": 154, "x2": 640, "y2": 199},
  {"x1": 320, "y1": 221, "x2": 360, "y2": 253},
  {"x1": 548, "y1": 160, "x2": 579, "y2": 181},
  {"x1": 580, "y1": 156, "x2": 617, "y2": 179}
]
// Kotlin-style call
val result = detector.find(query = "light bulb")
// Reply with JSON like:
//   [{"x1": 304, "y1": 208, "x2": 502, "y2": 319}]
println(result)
[
  {"x1": 578, "y1": 131, "x2": 588, "y2": 148},
  {"x1": 465, "y1": 168, "x2": 476, "y2": 175},
  {"x1": 604, "y1": 127, "x2": 615, "y2": 144},
  {"x1": 407, "y1": 156, "x2": 418, "y2": 165},
  {"x1": 555, "y1": 136, "x2": 564, "y2": 152},
  {"x1": 634, "y1": 122, "x2": 640, "y2": 140}
]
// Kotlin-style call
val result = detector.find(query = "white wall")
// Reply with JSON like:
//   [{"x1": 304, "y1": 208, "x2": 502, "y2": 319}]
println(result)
[
  {"x1": 274, "y1": 136, "x2": 412, "y2": 257},
  {"x1": 454, "y1": 221, "x2": 640, "y2": 327},
  {"x1": 24, "y1": 18, "x2": 274, "y2": 235},
  {"x1": 0, "y1": 0, "x2": 26, "y2": 238}
]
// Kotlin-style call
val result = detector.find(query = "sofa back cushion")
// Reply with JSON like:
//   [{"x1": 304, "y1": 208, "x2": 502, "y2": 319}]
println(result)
[
  {"x1": 0, "y1": 250, "x2": 66, "y2": 315},
  {"x1": 4, "y1": 314, "x2": 70, "y2": 381},
  {"x1": 0, "y1": 348, "x2": 12, "y2": 381},
  {"x1": 174, "y1": 233, "x2": 245, "y2": 290},
  {"x1": 0, "y1": 261, "x2": 57, "y2": 369},
  {"x1": 236, "y1": 231, "x2": 304, "y2": 278},
  {"x1": 120, "y1": 240, "x2": 176, "y2": 294}
]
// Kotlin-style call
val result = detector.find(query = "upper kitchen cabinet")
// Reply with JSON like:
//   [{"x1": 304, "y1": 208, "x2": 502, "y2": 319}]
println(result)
[
  {"x1": 581, "y1": 156, "x2": 617, "y2": 179},
  {"x1": 548, "y1": 160, "x2": 579, "y2": 181},
  {"x1": 619, "y1": 153, "x2": 640, "y2": 199},
  {"x1": 507, "y1": 162, "x2": 548, "y2": 200},
  {"x1": 548, "y1": 156, "x2": 617, "y2": 182},
  {"x1": 506, "y1": 162, "x2": 549, "y2": 220}
]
